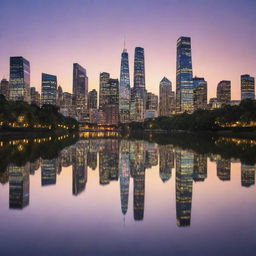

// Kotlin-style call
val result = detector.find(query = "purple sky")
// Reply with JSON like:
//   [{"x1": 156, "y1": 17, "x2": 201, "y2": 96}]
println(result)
[{"x1": 0, "y1": 0, "x2": 255, "y2": 99}]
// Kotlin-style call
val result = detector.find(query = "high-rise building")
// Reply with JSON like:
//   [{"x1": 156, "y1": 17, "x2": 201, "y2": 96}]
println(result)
[
  {"x1": 30, "y1": 87, "x2": 40, "y2": 106},
  {"x1": 159, "y1": 145, "x2": 174, "y2": 182},
  {"x1": 57, "y1": 85, "x2": 63, "y2": 106},
  {"x1": 73, "y1": 63, "x2": 88, "y2": 122},
  {"x1": 9, "y1": 56, "x2": 30, "y2": 102},
  {"x1": 119, "y1": 48, "x2": 131, "y2": 123},
  {"x1": 241, "y1": 74, "x2": 255, "y2": 100},
  {"x1": 217, "y1": 80, "x2": 231, "y2": 104},
  {"x1": 130, "y1": 47, "x2": 147, "y2": 122},
  {"x1": 176, "y1": 37, "x2": 193, "y2": 113},
  {"x1": 193, "y1": 77, "x2": 207, "y2": 110},
  {"x1": 145, "y1": 92, "x2": 158, "y2": 119},
  {"x1": 41, "y1": 159, "x2": 58, "y2": 186},
  {"x1": 99, "y1": 73, "x2": 119, "y2": 125},
  {"x1": 216, "y1": 159, "x2": 231, "y2": 181},
  {"x1": 159, "y1": 77, "x2": 175, "y2": 116},
  {"x1": 0, "y1": 78, "x2": 9, "y2": 100},
  {"x1": 241, "y1": 164, "x2": 255, "y2": 187},
  {"x1": 88, "y1": 89, "x2": 97, "y2": 109},
  {"x1": 41, "y1": 73, "x2": 57, "y2": 105}
]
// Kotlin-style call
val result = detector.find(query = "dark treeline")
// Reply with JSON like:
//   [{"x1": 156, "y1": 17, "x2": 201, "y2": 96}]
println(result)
[
  {"x1": 122, "y1": 99, "x2": 256, "y2": 132},
  {"x1": 0, "y1": 95, "x2": 78, "y2": 131}
]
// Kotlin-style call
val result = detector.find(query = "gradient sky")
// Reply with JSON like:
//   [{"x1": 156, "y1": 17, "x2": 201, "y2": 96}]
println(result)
[{"x1": 0, "y1": 0, "x2": 255, "y2": 100}]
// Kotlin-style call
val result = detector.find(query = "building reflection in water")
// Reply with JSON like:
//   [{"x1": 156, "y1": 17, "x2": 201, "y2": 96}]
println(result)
[
  {"x1": 175, "y1": 150, "x2": 194, "y2": 227},
  {"x1": 9, "y1": 163, "x2": 30, "y2": 209},
  {"x1": 3, "y1": 136, "x2": 256, "y2": 225}
]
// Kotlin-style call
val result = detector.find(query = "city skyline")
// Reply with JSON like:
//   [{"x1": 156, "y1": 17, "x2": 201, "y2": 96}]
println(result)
[{"x1": 0, "y1": 0, "x2": 255, "y2": 100}]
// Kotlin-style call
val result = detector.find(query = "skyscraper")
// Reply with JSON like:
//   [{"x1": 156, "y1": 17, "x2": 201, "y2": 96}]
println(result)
[
  {"x1": 41, "y1": 73, "x2": 57, "y2": 105},
  {"x1": 9, "y1": 56, "x2": 30, "y2": 102},
  {"x1": 176, "y1": 37, "x2": 193, "y2": 113},
  {"x1": 159, "y1": 77, "x2": 175, "y2": 116},
  {"x1": 217, "y1": 80, "x2": 231, "y2": 104},
  {"x1": 0, "y1": 78, "x2": 9, "y2": 100},
  {"x1": 73, "y1": 63, "x2": 88, "y2": 122},
  {"x1": 193, "y1": 77, "x2": 208, "y2": 110},
  {"x1": 88, "y1": 89, "x2": 97, "y2": 109},
  {"x1": 145, "y1": 92, "x2": 158, "y2": 119},
  {"x1": 241, "y1": 74, "x2": 255, "y2": 100},
  {"x1": 119, "y1": 48, "x2": 131, "y2": 123},
  {"x1": 130, "y1": 47, "x2": 147, "y2": 122}
]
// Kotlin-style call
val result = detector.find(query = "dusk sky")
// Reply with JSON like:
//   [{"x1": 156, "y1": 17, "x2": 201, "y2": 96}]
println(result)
[{"x1": 0, "y1": 0, "x2": 255, "y2": 100}]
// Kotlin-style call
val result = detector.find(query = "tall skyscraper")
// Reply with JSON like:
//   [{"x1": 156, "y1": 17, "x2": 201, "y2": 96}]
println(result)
[
  {"x1": 119, "y1": 47, "x2": 131, "y2": 123},
  {"x1": 159, "y1": 77, "x2": 175, "y2": 116},
  {"x1": 41, "y1": 73, "x2": 57, "y2": 105},
  {"x1": 9, "y1": 56, "x2": 30, "y2": 102},
  {"x1": 0, "y1": 78, "x2": 9, "y2": 100},
  {"x1": 30, "y1": 87, "x2": 40, "y2": 106},
  {"x1": 130, "y1": 47, "x2": 147, "y2": 122},
  {"x1": 193, "y1": 77, "x2": 208, "y2": 110},
  {"x1": 176, "y1": 37, "x2": 193, "y2": 113},
  {"x1": 241, "y1": 74, "x2": 255, "y2": 100},
  {"x1": 73, "y1": 63, "x2": 88, "y2": 122},
  {"x1": 217, "y1": 80, "x2": 231, "y2": 104}
]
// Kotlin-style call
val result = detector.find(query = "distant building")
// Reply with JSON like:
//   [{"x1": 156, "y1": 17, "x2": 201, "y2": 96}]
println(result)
[
  {"x1": 145, "y1": 92, "x2": 158, "y2": 119},
  {"x1": 59, "y1": 92, "x2": 73, "y2": 117},
  {"x1": 216, "y1": 159, "x2": 231, "y2": 181},
  {"x1": 0, "y1": 78, "x2": 9, "y2": 100},
  {"x1": 241, "y1": 74, "x2": 255, "y2": 100},
  {"x1": 30, "y1": 87, "x2": 40, "y2": 106},
  {"x1": 176, "y1": 37, "x2": 193, "y2": 113},
  {"x1": 217, "y1": 80, "x2": 231, "y2": 104},
  {"x1": 9, "y1": 56, "x2": 30, "y2": 102},
  {"x1": 57, "y1": 85, "x2": 63, "y2": 106},
  {"x1": 41, "y1": 73, "x2": 57, "y2": 105},
  {"x1": 209, "y1": 97, "x2": 222, "y2": 109},
  {"x1": 73, "y1": 63, "x2": 88, "y2": 122},
  {"x1": 193, "y1": 77, "x2": 207, "y2": 110},
  {"x1": 241, "y1": 164, "x2": 255, "y2": 187},
  {"x1": 159, "y1": 77, "x2": 175, "y2": 116},
  {"x1": 119, "y1": 48, "x2": 131, "y2": 123},
  {"x1": 88, "y1": 89, "x2": 97, "y2": 109}
]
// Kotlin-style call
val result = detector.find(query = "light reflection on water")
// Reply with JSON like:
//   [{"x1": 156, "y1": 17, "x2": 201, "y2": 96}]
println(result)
[{"x1": 0, "y1": 133, "x2": 256, "y2": 255}]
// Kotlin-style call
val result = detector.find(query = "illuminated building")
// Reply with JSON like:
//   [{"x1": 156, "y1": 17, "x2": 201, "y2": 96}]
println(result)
[
  {"x1": 41, "y1": 73, "x2": 57, "y2": 105},
  {"x1": 193, "y1": 77, "x2": 207, "y2": 110},
  {"x1": 119, "y1": 47, "x2": 131, "y2": 123},
  {"x1": 209, "y1": 97, "x2": 222, "y2": 109},
  {"x1": 72, "y1": 141, "x2": 88, "y2": 195},
  {"x1": 176, "y1": 37, "x2": 194, "y2": 113},
  {"x1": 159, "y1": 145, "x2": 174, "y2": 182},
  {"x1": 30, "y1": 87, "x2": 40, "y2": 106},
  {"x1": 99, "y1": 72, "x2": 119, "y2": 125},
  {"x1": 241, "y1": 164, "x2": 255, "y2": 187},
  {"x1": 57, "y1": 85, "x2": 63, "y2": 106},
  {"x1": 145, "y1": 92, "x2": 158, "y2": 119},
  {"x1": 145, "y1": 142, "x2": 158, "y2": 168},
  {"x1": 217, "y1": 80, "x2": 231, "y2": 104},
  {"x1": 9, "y1": 163, "x2": 30, "y2": 209},
  {"x1": 0, "y1": 78, "x2": 9, "y2": 100},
  {"x1": 9, "y1": 56, "x2": 30, "y2": 102},
  {"x1": 159, "y1": 77, "x2": 175, "y2": 116},
  {"x1": 216, "y1": 159, "x2": 231, "y2": 181},
  {"x1": 119, "y1": 140, "x2": 130, "y2": 215},
  {"x1": 130, "y1": 47, "x2": 147, "y2": 122},
  {"x1": 176, "y1": 150, "x2": 194, "y2": 227},
  {"x1": 241, "y1": 74, "x2": 255, "y2": 100},
  {"x1": 73, "y1": 63, "x2": 88, "y2": 122},
  {"x1": 59, "y1": 92, "x2": 73, "y2": 117},
  {"x1": 193, "y1": 154, "x2": 207, "y2": 182},
  {"x1": 41, "y1": 159, "x2": 58, "y2": 186}
]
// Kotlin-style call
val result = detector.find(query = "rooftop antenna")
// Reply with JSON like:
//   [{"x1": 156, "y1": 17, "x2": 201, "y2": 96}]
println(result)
[{"x1": 123, "y1": 36, "x2": 127, "y2": 52}]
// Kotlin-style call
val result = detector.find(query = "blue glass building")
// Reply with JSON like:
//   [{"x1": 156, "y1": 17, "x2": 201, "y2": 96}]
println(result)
[
  {"x1": 119, "y1": 48, "x2": 131, "y2": 123},
  {"x1": 41, "y1": 73, "x2": 57, "y2": 105},
  {"x1": 176, "y1": 37, "x2": 194, "y2": 112},
  {"x1": 9, "y1": 56, "x2": 30, "y2": 102}
]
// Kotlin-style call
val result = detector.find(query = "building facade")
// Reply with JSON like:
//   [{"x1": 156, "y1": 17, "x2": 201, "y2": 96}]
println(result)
[
  {"x1": 30, "y1": 87, "x2": 40, "y2": 106},
  {"x1": 217, "y1": 80, "x2": 231, "y2": 104},
  {"x1": 9, "y1": 56, "x2": 30, "y2": 102},
  {"x1": 176, "y1": 37, "x2": 194, "y2": 113},
  {"x1": 41, "y1": 73, "x2": 57, "y2": 105},
  {"x1": 193, "y1": 77, "x2": 207, "y2": 110},
  {"x1": 0, "y1": 78, "x2": 9, "y2": 100},
  {"x1": 241, "y1": 74, "x2": 255, "y2": 100}
]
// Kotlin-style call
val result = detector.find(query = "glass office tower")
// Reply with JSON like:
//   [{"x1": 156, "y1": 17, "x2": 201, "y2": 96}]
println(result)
[
  {"x1": 241, "y1": 74, "x2": 255, "y2": 100},
  {"x1": 176, "y1": 37, "x2": 193, "y2": 113},
  {"x1": 41, "y1": 73, "x2": 57, "y2": 105},
  {"x1": 119, "y1": 48, "x2": 131, "y2": 123},
  {"x1": 9, "y1": 56, "x2": 30, "y2": 102}
]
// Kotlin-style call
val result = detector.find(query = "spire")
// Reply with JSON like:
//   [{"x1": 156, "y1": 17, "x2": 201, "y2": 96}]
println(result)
[{"x1": 123, "y1": 36, "x2": 127, "y2": 53}]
